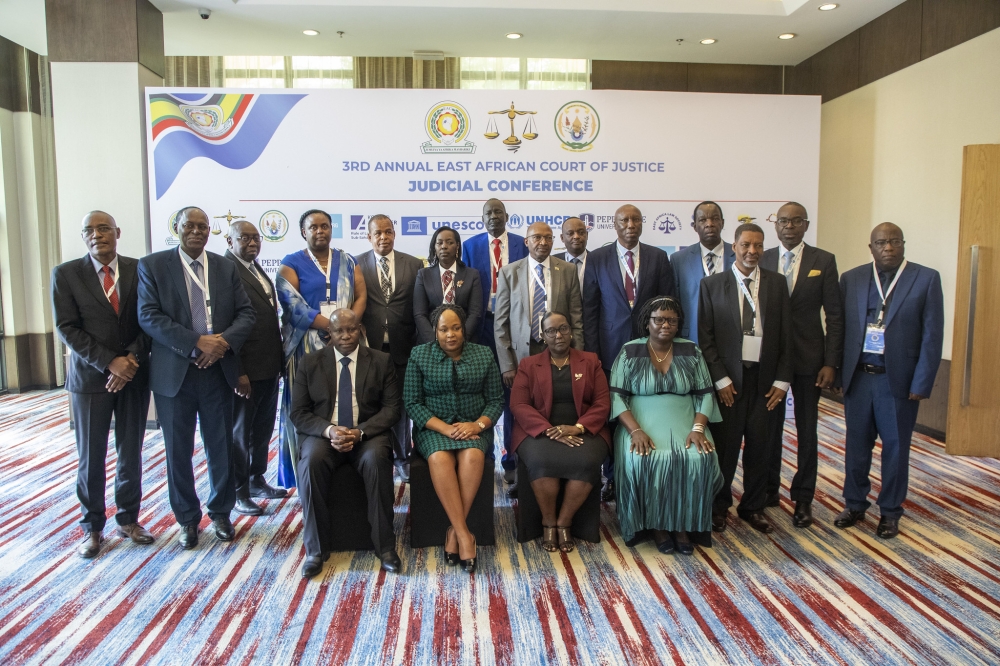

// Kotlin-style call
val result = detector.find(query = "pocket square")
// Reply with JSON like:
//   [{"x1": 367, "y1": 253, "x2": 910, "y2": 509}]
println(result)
[{"x1": 808, "y1": 269, "x2": 822, "y2": 277}]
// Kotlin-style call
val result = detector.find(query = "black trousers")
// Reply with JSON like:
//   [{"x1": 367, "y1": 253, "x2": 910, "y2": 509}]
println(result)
[
  {"x1": 709, "y1": 364, "x2": 778, "y2": 515},
  {"x1": 482, "y1": 311, "x2": 514, "y2": 469},
  {"x1": 71, "y1": 383, "x2": 150, "y2": 532},
  {"x1": 233, "y1": 375, "x2": 280, "y2": 497},
  {"x1": 767, "y1": 374, "x2": 821, "y2": 503},
  {"x1": 382, "y1": 346, "x2": 412, "y2": 464},
  {"x1": 298, "y1": 433, "x2": 395, "y2": 556},
  {"x1": 154, "y1": 364, "x2": 236, "y2": 526}
]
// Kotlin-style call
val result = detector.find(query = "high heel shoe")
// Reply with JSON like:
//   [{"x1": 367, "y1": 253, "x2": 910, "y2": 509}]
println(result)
[
  {"x1": 461, "y1": 535, "x2": 478, "y2": 573},
  {"x1": 443, "y1": 526, "x2": 459, "y2": 566},
  {"x1": 541, "y1": 526, "x2": 558, "y2": 552},
  {"x1": 556, "y1": 526, "x2": 575, "y2": 553}
]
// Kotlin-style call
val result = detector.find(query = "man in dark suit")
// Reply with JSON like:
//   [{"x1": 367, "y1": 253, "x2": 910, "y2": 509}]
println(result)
[
  {"x1": 52, "y1": 211, "x2": 152, "y2": 559},
  {"x1": 291, "y1": 309, "x2": 402, "y2": 577},
  {"x1": 356, "y1": 214, "x2": 423, "y2": 482},
  {"x1": 138, "y1": 207, "x2": 255, "y2": 549},
  {"x1": 760, "y1": 202, "x2": 844, "y2": 528},
  {"x1": 671, "y1": 201, "x2": 735, "y2": 343},
  {"x1": 553, "y1": 216, "x2": 589, "y2": 288},
  {"x1": 462, "y1": 198, "x2": 527, "y2": 481},
  {"x1": 834, "y1": 223, "x2": 943, "y2": 539},
  {"x1": 224, "y1": 220, "x2": 287, "y2": 516},
  {"x1": 699, "y1": 222, "x2": 792, "y2": 534}
]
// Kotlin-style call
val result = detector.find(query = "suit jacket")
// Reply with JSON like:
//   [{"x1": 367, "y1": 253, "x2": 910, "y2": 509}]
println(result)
[
  {"x1": 290, "y1": 344, "x2": 401, "y2": 442},
  {"x1": 356, "y1": 249, "x2": 424, "y2": 365},
  {"x1": 413, "y1": 262, "x2": 483, "y2": 344},
  {"x1": 761, "y1": 244, "x2": 844, "y2": 376},
  {"x1": 698, "y1": 267, "x2": 792, "y2": 395},
  {"x1": 462, "y1": 231, "x2": 527, "y2": 338},
  {"x1": 509, "y1": 347, "x2": 611, "y2": 452},
  {"x1": 493, "y1": 256, "x2": 584, "y2": 373},
  {"x1": 52, "y1": 254, "x2": 150, "y2": 394},
  {"x1": 671, "y1": 242, "x2": 735, "y2": 342},
  {"x1": 224, "y1": 250, "x2": 283, "y2": 381},
  {"x1": 839, "y1": 261, "x2": 943, "y2": 399},
  {"x1": 138, "y1": 248, "x2": 256, "y2": 397},
  {"x1": 582, "y1": 242, "x2": 676, "y2": 370}
]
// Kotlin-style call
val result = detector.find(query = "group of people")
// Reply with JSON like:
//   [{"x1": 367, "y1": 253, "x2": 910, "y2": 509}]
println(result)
[{"x1": 52, "y1": 196, "x2": 944, "y2": 580}]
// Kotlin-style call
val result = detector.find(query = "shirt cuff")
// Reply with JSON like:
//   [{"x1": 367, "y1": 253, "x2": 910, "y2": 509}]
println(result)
[
  {"x1": 324, "y1": 425, "x2": 334, "y2": 439},
  {"x1": 772, "y1": 381, "x2": 790, "y2": 393},
  {"x1": 714, "y1": 377, "x2": 732, "y2": 390}
]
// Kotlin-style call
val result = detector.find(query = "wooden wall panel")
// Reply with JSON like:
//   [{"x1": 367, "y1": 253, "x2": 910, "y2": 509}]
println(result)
[
  {"x1": 859, "y1": 0, "x2": 923, "y2": 87},
  {"x1": 808, "y1": 30, "x2": 861, "y2": 102},
  {"x1": 45, "y1": 0, "x2": 139, "y2": 63},
  {"x1": 136, "y1": 0, "x2": 165, "y2": 77},
  {"x1": 591, "y1": 60, "x2": 687, "y2": 91},
  {"x1": 687, "y1": 63, "x2": 782, "y2": 94},
  {"x1": 0, "y1": 36, "x2": 16, "y2": 113},
  {"x1": 921, "y1": 0, "x2": 1000, "y2": 59}
]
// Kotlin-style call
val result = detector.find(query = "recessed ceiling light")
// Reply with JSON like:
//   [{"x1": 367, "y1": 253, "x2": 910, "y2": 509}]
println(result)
[
  {"x1": 506, "y1": 32, "x2": 522, "y2": 40},
  {"x1": 819, "y1": 3, "x2": 839, "y2": 10},
  {"x1": 303, "y1": 29, "x2": 319, "y2": 36},
  {"x1": 700, "y1": 38, "x2": 717, "y2": 45},
  {"x1": 778, "y1": 33, "x2": 797, "y2": 40}
]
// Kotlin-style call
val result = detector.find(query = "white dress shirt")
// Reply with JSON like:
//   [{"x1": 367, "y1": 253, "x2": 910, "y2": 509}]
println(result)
[
  {"x1": 779, "y1": 241, "x2": 805, "y2": 292},
  {"x1": 324, "y1": 346, "x2": 361, "y2": 438},
  {"x1": 89, "y1": 254, "x2": 120, "y2": 301},
  {"x1": 374, "y1": 249, "x2": 396, "y2": 295},
  {"x1": 616, "y1": 241, "x2": 640, "y2": 296},
  {"x1": 487, "y1": 231, "x2": 509, "y2": 311},
  {"x1": 700, "y1": 242, "x2": 725, "y2": 277},
  {"x1": 527, "y1": 255, "x2": 553, "y2": 314},
  {"x1": 564, "y1": 249, "x2": 587, "y2": 286}
]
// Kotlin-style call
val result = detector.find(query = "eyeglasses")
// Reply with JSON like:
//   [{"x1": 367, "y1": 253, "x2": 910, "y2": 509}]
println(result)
[
  {"x1": 236, "y1": 234, "x2": 261, "y2": 243},
  {"x1": 773, "y1": 216, "x2": 808, "y2": 229},
  {"x1": 872, "y1": 239, "x2": 904, "y2": 249},
  {"x1": 543, "y1": 324, "x2": 572, "y2": 337},
  {"x1": 649, "y1": 316, "x2": 680, "y2": 328},
  {"x1": 180, "y1": 222, "x2": 209, "y2": 232},
  {"x1": 81, "y1": 226, "x2": 115, "y2": 237}
]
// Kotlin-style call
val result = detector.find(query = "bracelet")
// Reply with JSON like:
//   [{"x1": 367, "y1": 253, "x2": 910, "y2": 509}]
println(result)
[
  {"x1": 628, "y1": 427, "x2": 643, "y2": 436},
  {"x1": 691, "y1": 424, "x2": 706, "y2": 434}
]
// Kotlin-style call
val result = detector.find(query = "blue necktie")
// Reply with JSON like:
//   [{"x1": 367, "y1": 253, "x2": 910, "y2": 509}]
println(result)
[
  {"x1": 189, "y1": 259, "x2": 209, "y2": 335},
  {"x1": 705, "y1": 253, "x2": 715, "y2": 275},
  {"x1": 782, "y1": 250, "x2": 795, "y2": 294},
  {"x1": 338, "y1": 356, "x2": 353, "y2": 428},
  {"x1": 531, "y1": 264, "x2": 546, "y2": 341}
]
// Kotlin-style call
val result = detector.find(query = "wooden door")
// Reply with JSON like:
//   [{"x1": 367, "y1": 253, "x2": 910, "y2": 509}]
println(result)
[{"x1": 947, "y1": 144, "x2": 1000, "y2": 457}]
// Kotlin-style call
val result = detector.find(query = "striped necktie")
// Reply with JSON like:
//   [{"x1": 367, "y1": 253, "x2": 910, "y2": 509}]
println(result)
[
  {"x1": 102, "y1": 266, "x2": 119, "y2": 314},
  {"x1": 531, "y1": 264, "x2": 546, "y2": 341},
  {"x1": 189, "y1": 260, "x2": 209, "y2": 335},
  {"x1": 442, "y1": 269, "x2": 455, "y2": 304},
  {"x1": 379, "y1": 256, "x2": 392, "y2": 302},
  {"x1": 705, "y1": 253, "x2": 716, "y2": 275}
]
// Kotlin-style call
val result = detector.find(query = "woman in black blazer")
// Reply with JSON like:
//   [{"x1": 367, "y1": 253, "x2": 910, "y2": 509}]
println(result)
[{"x1": 414, "y1": 226, "x2": 483, "y2": 343}]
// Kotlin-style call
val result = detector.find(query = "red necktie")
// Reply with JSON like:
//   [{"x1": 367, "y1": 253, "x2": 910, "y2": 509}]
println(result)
[
  {"x1": 443, "y1": 269, "x2": 455, "y2": 303},
  {"x1": 625, "y1": 250, "x2": 636, "y2": 305},
  {"x1": 492, "y1": 238, "x2": 502, "y2": 293},
  {"x1": 103, "y1": 266, "x2": 119, "y2": 315}
]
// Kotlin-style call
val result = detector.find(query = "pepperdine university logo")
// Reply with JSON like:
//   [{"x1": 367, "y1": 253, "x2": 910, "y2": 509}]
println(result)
[
  {"x1": 149, "y1": 92, "x2": 306, "y2": 199},
  {"x1": 421, "y1": 101, "x2": 476, "y2": 154}
]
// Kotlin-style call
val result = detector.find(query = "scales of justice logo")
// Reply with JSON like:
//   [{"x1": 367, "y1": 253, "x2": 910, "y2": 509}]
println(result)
[
  {"x1": 166, "y1": 208, "x2": 245, "y2": 245},
  {"x1": 555, "y1": 101, "x2": 600, "y2": 152},
  {"x1": 484, "y1": 102, "x2": 538, "y2": 153},
  {"x1": 421, "y1": 101, "x2": 476, "y2": 154}
]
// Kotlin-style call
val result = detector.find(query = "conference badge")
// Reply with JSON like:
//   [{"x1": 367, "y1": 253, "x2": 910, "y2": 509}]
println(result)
[
  {"x1": 555, "y1": 101, "x2": 600, "y2": 152},
  {"x1": 422, "y1": 101, "x2": 476, "y2": 154}
]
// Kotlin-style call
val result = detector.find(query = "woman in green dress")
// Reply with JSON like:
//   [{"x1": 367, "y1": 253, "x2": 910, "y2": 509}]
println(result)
[
  {"x1": 610, "y1": 296, "x2": 723, "y2": 554},
  {"x1": 404, "y1": 304, "x2": 504, "y2": 572}
]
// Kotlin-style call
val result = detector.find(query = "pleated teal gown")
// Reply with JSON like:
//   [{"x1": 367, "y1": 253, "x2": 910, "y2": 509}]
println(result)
[{"x1": 609, "y1": 338, "x2": 724, "y2": 541}]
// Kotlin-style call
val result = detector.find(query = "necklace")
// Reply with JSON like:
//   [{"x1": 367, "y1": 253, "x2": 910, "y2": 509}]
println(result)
[
  {"x1": 551, "y1": 355, "x2": 570, "y2": 370},
  {"x1": 648, "y1": 341, "x2": 673, "y2": 364}
]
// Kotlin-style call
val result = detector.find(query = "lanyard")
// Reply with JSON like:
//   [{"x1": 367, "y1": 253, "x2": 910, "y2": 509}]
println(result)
[
  {"x1": 101, "y1": 265, "x2": 120, "y2": 301},
  {"x1": 733, "y1": 263, "x2": 759, "y2": 333},
  {"x1": 872, "y1": 259, "x2": 907, "y2": 326},
  {"x1": 489, "y1": 236, "x2": 505, "y2": 291},
  {"x1": 530, "y1": 262, "x2": 548, "y2": 297},
  {"x1": 308, "y1": 248, "x2": 332, "y2": 301},
  {"x1": 619, "y1": 247, "x2": 638, "y2": 286},
  {"x1": 181, "y1": 252, "x2": 213, "y2": 332}
]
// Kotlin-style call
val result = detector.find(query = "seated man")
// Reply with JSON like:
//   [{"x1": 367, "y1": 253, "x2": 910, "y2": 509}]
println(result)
[{"x1": 291, "y1": 309, "x2": 402, "y2": 577}]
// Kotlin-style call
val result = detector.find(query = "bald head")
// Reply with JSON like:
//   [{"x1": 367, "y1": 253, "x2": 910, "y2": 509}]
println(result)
[
  {"x1": 869, "y1": 222, "x2": 906, "y2": 272},
  {"x1": 525, "y1": 222, "x2": 554, "y2": 262},
  {"x1": 614, "y1": 204, "x2": 643, "y2": 249},
  {"x1": 327, "y1": 308, "x2": 361, "y2": 356},
  {"x1": 227, "y1": 220, "x2": 262, "y2": 262},
  {"x1": 81, "y1": 210, "x2": 120, "y2": 263}
]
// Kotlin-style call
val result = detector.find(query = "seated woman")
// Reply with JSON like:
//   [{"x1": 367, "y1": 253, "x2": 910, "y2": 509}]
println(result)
[
  {"x1": 510, "y1": 312, "x2": 610, "y2": 553},
  {"x1": 413, "y1": 226, "x2": 483, "y2": 344},
  {"x1": 404, "y1": 304, "x2": 503, "y2": 572},
  {"x1": 276, "y1": 209, "x2": 367, "y2": 488},
  {"x1": 610, "y1": 296, "x2": 723, "y2": 555}
]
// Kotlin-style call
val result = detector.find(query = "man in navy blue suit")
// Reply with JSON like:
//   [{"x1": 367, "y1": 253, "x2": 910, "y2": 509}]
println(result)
[
  {"x1": 834, "y1": 223, "x2": 943, "y2": 539},
  {"x1": 462, "y1": 198, "x2": 527, "y2": 487},
  {"x1": 671, "y1": 201, "x2": 735, "y2": 343},
  {"x1": 138, "y1": 207, "x2": 255, "y2": 549}
]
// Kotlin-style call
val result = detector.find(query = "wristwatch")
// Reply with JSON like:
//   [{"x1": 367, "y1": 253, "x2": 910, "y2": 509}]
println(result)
[
  {"x1": 476, "y1": 420, "x2": 487, "y2": 432},
  {"x1": 575, "y1": 423, "x2": 585, "y2": 434}
]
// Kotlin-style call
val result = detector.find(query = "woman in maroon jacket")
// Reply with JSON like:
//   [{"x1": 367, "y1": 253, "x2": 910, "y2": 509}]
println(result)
[{"x1": 510, "y1": 311, "x2": 611, "y2": 553}]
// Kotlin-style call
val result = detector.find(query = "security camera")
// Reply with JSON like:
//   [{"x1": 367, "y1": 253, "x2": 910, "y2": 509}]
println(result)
[{"x1": 198, "y1": 8, "x2": 211, "y2": 19}]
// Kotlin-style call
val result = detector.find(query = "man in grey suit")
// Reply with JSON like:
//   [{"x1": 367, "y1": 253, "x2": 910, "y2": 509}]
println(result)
[{"x1": 356, "y1": 214, "x2": 424, "y2": 481}]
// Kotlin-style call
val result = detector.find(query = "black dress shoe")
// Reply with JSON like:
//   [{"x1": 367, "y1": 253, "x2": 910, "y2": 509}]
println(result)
[
  {"x1": 461, "y1": 536, "x2": 478, "y2": 573},
  {"x1": 78, "y1": 531, "x2": 103, "y2": 559},
  {"x1": 834, "y1": 508, "x2": 867, "y2": 529},
  {"x1": 234, "y1": 498, "x2": 263, "y2": 516},
  {"x1": 179, "y1": 524, "x2": 199, "y2": 550},
  {"x1": 792, "y1": 502, "x2": 814, "y2": 528},
  {"x1": 764, "y1": 493, "x2": 781, "y2": 508},
  {"x1": 711, "y1": 510, "x2": 728, "y2": 533},
  {"x1": 249, "y1": 476, "x2": 288, "y2": 499},
  {"x1": 673, "y1": 533, "x2": 695, "y2": 556},
  {"x1": 212, "y1": 516, "x2": 235, "y2": 541},
  {"x1": 876, "y1": 516, "x2": 900, "y2": 539},
  {"x1": 380, "y1": 550, "x2": 402, "y2": 573},
  {"x1": 302, "y1": 555, "x2": 324, "y2": 578},
  {"x1": 394, "y1": 462, "x2": 410, "y2": 483},
  {"x1": 654, "y1": 534, "x2": 675, "y2": 554},
  {"x1": 601, "y1": 480, "x2": 615, "y2": 503},
  {"x1": 443, "y1": 527, "x2": 460, "y2": 565},
  {"x1": 503, "y1": 468, "x2": 516, "y2": 485},
  {"x1": 506, "y1": 484, "x2": 518, "y2": 499},
  {"x1": 741, "y1": 511, "x2": 774, "y2": 534}
]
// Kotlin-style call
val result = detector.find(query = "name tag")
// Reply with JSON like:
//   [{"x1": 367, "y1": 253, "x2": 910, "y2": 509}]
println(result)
[
  {"x1": 863, "y1": 325, "x2": 886, "y2": 354},
  {"x1": 489, "y1": 294, "x2": 497, "y2": 312},
  {"x1": 320, "y1": 300, "x2": 339, "y2": 318},
  {"x1": 742, "y1": 335, "x2": 762, "y2": 362}
]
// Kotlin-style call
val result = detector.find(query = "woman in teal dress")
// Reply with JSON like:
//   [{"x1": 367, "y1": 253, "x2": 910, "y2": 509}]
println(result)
[
  {"x1": 610, "y1": 295, "x2": 723, "y2": 554},
  {"x1": 275, "y1": 209, "x2": 368, "y2": 488},
  {"x1": 404, "y1": 304, "x2": 503, "y2": 572}
]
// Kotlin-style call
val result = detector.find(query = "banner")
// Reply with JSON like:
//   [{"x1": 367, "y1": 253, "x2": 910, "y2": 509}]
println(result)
[{"x1": 145, "y1": 89, "x2": 820, "y2": 279}]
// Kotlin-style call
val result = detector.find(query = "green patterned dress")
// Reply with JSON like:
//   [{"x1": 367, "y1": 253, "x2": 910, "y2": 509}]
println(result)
[
  {"x1": 404, "y1": 341, "x2": 504, "y2": 457},
  {"x1": 610, "y1": 337, "x2": 724, "y2": 540}
]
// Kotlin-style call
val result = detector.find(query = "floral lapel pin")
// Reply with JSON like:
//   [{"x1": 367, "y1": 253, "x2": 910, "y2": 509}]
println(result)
[
  {"x1": 456, "y1": 280, "x2": 464, "y2": 287},
  {"x1": 574, "y1": 373, "x2": 583, "y2": 381}
]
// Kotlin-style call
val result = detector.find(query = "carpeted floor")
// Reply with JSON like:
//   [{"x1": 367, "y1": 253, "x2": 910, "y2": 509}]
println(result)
[{"x1": 1, "y1": 390, "x2": 999, "y2": 665}]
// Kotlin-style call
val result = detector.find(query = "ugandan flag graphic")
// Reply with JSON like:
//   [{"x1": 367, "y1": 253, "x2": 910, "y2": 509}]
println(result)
[{"x1": 149, "y1": 92, "x2": 306, "y2": 199}]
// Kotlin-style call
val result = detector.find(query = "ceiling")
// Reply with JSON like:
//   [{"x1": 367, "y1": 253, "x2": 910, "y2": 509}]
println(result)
[{"x1": 1, "y1": 0, "x2": 907, "y2": 66}]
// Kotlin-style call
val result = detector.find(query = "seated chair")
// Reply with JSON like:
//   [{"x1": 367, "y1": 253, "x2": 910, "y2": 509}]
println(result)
[
  {"x1": 408, "y1": 451, "x2": 496, "y2": 548},
  {"x1": 514, "y1": 456, "x2": 601, "y2": 544}
]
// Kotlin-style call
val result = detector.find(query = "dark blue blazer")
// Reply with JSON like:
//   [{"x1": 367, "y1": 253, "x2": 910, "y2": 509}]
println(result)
[
  {"x1": 462, "y1": 231, "x2": 527, "y2": 338},
  {"x1": 582, "y1": 242, "x2": 676, "y2": 370},
  {"x1": 138, "y1": 248, "x2": 256, "y2": 398},
  {"x1": 671, "y1": 242, "x2": 735, "y2": 342},
  {"x1": 839, "y1": 261, "x2": 943, "y2": 399}
]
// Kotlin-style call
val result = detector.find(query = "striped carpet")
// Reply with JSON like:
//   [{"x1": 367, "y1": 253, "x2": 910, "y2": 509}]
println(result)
[{"x1": 1, "y1": 390, "x2": 999, "y2": 666}]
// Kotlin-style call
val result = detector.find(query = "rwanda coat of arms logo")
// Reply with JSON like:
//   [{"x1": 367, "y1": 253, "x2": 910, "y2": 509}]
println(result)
[{"x1": 555, "y1": 101, "x2": 600, "y2": 152}]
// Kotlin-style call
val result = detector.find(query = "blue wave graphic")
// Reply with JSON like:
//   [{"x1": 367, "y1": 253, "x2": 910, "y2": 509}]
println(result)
[{"x1": 153, "y1": 94, "x2": 306, "y2": 199}]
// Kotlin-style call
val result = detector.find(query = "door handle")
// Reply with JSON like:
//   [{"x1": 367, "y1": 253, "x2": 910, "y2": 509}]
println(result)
[{"x1": 961, "y1": 245, "x2": 979, "y2": 407}]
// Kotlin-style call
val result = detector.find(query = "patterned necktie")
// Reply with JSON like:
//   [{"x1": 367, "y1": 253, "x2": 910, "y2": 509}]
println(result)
[
  {"x1": 625, "y1": 250, "x2": 636, "y2": 306},
  {"x1": 189, "y1": 259, "x2": 209, "y2": 335},
  {"x1": 742, "y1": 278, "x2": 755, "y2": 335},
  {"x1": 531, "y1": 264, "x2": 546, "y2": 341},
  {"x1": 442, "y1": 269, "x2": 455, "y2": 303},
  {"x1": 379, "y1": 256, "x2": 392, "y2": 302},
  {"x1": 705, "y1": 253, "x2": 716, "y2": 275},
  {"x1": 338, "y1": 356, "x2": 353, "y2": 428},
  {"x1": 492, "y1": 238, "x2": 502, "y2": 293},
  {"x1": 103, "y1": 266, "x2": 119, "y2": 315},
  {"x1": 248, "y1": 262, "x2": 273, "y2": 304},
  {"x1": 782, "y1": 250, "x2": 795, "y2": 294}
]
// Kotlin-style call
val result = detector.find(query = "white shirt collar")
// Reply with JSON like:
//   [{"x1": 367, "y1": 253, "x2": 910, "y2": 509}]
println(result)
[
  {"x1": 734, "y1": 263, "x2": 760, "y2": 283},
  {"x1": 568, "y1": 249, "x2": 588, "y2": 261},
  {"x1": 233, "y1": 253, "x2": 254, "y2": 270},
  {"x1": 491, "y1": 231, "x2": 508, "y2": 246},
  {"x1": 90, "y1": 254, "x2": 119, "y2": 274},
  {"x1": 700, "y1": 242, "x2": 724, "y2": 259},
  {"x1": 616, "y1": 241, "x2": 638, "y2": 259},
  {"x1": 179, "y1": 247, "x2": 206, "y2": 265},
  {"x1": 528, "y1": 255, "x2": 551, "y2": 271},
  {"x1": 375, "y1": 249, "x2": 395, "y2": 264},
  {"x1": 439, "y1": 260, "x2": 456, "y2": 273},
  {"x1": 334, "y1": 346, "x2": 360, "y2": 365},
  {"x1": 782, "y1": 241, "x2": 805, "y2": 258}
]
